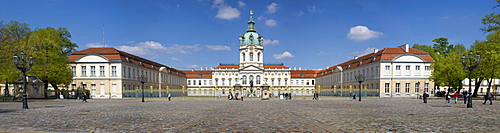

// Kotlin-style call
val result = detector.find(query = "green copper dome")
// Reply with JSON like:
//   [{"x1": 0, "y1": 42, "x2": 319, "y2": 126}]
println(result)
[{"x1": 239, "y1": 10, "x2": 263, "y2": 45}]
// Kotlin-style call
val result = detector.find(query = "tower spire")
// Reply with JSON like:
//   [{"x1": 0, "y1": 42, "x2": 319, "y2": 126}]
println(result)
[{"x1": 246, "y1": 10, "x2": 256, "y2": 32}]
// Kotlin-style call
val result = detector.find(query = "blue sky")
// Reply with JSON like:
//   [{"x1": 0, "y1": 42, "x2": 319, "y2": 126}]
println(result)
[{"x1": 1, "y1": 0, "x2": 497, "y2": 70}]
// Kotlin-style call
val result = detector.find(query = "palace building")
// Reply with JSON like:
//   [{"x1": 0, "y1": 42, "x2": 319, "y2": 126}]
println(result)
[
  {"x1": 183, "y1": 11, "x2": 317, "y2": 98},
  {"x1": 64, "y1": 11, "x2": 438, "y2": 99}
]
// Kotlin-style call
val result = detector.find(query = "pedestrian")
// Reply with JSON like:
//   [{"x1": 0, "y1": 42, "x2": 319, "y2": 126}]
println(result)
[
  {"x1": 423, "y1": 92, "x2": 429, "y2": 103},
  {"x1": 167, "y1": 92, "x2": 171, "y2": 101},
  {"x1": 453, "y1": 92, "x2": 459, "y2": 104},
  {"x1": 483, "y1": 89, "x2": 493, "y2": 105},
  {"x1": 352, "y1": 92, "x2": 357, "y2": 99},
  {"x1": 462, "y1": 91, "x2": 468, "y2": 104},
  {"x1": 445, "y1": 94, "x2": 450, "y2": 103},
  {"x1": 82, "y1": 93, "x2": 87, "y2": 103}
]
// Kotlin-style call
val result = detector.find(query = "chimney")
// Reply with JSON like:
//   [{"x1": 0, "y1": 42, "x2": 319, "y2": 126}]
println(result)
[
  {"x1": 400, "y1": 44, "x2": 409, "y2": 52},
  {"x1": 373, "y1": 48, "x2": 379, "y2": 53}
]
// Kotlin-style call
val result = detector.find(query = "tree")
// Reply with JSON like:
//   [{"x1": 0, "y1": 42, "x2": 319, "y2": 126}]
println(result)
[
  {"x1": 413, "y1": 38, "x2": 467, "y2": 96},
  {"x1": 0, "y1": 21, "x2": 32, "y2": 95},
  {"x1": 29, "y1": 27, "x2": 78, "y2": 98},
  {"x1": 470, "y1": 32, "x2": 500, "y2": 96},
  {"x1": 0, "y1": 21, "x2": 77, "y2": 98}
]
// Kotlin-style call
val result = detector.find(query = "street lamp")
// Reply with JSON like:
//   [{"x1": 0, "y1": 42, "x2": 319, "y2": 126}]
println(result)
[
  {"x1": 355, "y1": 74, "x2": 365, "y2": 101},
  {"x1": 12, "y1": 51, "x2": 34, "y2": 109},
  {"x1": 139, "y1": 74, "x2": 147, "y2": 102},
  {"x1": 461, "y1": 51, "x2": 480, "y2": 108}
]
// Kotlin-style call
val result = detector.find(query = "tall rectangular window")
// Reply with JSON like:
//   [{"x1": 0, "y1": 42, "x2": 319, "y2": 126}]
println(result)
[
  {"x1": 123, "y1": 67, "x2": 126, "y2": 77},
  {"x1": 424, "y1": 66, "x2": 431, "y2": 75},
  {"x1": 90, "y1": 66, "x2": 96, "y2": 76},
  {"x1": 128, "y1": 68, "x2": 131, "y2": 78},
  {"x1": 395, "y1": 83, "x2": 400, "y2": 93},
  {"x1": 81, "y1": 66, "x2": 87, "y2": 76},
  {"x1": 395, "y1": 65, "x2": 401, "y2": 75},
  {"x1": 405, "y1": 83, "x2": 410, "y2": 93},
  {"x1": 112, "y1": 66, "x2": 117, "y2": 76},
  {"x1": 99, "y1": 66, "x2": 105, "y2": 76},
  {"x1": 405, "y1": 65, "x2": 411, "y2": 75},
  {"x1": 385, "y1": 65, "x2": 390, "y2": 75},
  {"x1": 415, "y1": 83, "x2": 420, "y2": 93},
  {"x1": 385, "y1": 83, "x2": 390, "y2": 93},
  {"x1": 415, "y1": 65, "x2": 421, "y2": 75},
  {"x1": 424, "y1": 83, "x2": 429, "y2": 92},
  {"x1": 71, "y1": 66, "x2": 76, "y2": 76}
]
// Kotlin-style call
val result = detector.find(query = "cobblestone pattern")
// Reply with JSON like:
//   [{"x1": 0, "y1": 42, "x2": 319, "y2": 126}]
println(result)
[{"x1": 0, "y1": 98, "x2": 499, "y2": 132}]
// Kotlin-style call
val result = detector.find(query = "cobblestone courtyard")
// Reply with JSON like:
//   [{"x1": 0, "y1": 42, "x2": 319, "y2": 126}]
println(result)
[{"x1": 0, "y1": 98, "x2": 499, "y2": 132}]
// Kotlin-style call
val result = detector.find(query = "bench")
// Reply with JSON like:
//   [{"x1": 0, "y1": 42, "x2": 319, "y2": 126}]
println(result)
[{"x1": 2, "y1": 96, "x2": 16, "y2": 102}]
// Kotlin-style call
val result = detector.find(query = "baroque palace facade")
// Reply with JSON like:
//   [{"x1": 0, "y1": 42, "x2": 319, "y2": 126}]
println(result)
[{"x1": 65, "y1": 11, "x2": 438, "y2": 99}]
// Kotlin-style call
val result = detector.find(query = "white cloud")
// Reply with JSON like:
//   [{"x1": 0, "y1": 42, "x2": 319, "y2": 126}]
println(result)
[
  {"x1": 308, "y1": 5, "x2": 316, "y2": 12},
  {"x1": 85, "y1": 42, "x2": 104, "y2": 47},
  {"x1": 238, "y1": 1, "x2": 245, "y2": 7},
  {"x1": 257, "y1": 15, "x2": 266, "y2": 20},
  {"x1": 187, "y1": 65, "x2": 200, "y2": 68},
  {"x1": 317, "y1": 52, "x2": 332, "y2": 56},
  {"x1": 350, "y1": 47, "x2": 378, "y2": 57},
  {"x1": 265, "y1": 3, "x2": 278, "y2": 14},
  {"x1": 171, "y1": 57, "x2": 181, "y2": 61},
  {"x1": 138, "y1": 41, "x2": 168, "y2": 50},
  {"x1": 263, "y1": 39, "x2": 280, "y2": 46},
  {"x1": 165, "y1": 44, "x2": 203, "y2": 54},
  {"x1": 213, "y1": 0, "x2": 240, "y2": 20},
  {"x1": 206, "y1": 45, "x2": 231, "y2": 51},
  {"x1": 273, "y1": 51, "x2": 295, "y2": 59},
  {"x1": 116, "y1": 45, "x2": 151, "y2": 56},
  {"x1": 298, "y1": 10, "x2": 304, "y2": 16},
  {"x1": 346, "y1": 25, "x2": 383, "y2": 42},
  {"x1": 265, "y1": 19, "x2": 278, "y2": 27}
]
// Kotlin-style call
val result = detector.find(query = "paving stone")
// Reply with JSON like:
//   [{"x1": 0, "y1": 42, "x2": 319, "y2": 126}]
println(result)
[{"x1": 0, "y1": 98, "x2": 499, "y2": 132}]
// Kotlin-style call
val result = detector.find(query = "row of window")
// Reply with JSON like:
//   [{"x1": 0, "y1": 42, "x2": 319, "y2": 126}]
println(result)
[
  {"x1": 212, "y1": 72, "x2": 290, "y2": 77},
  {"x1": 241, "y1": 52, "x2": 261, "y2": 62},
  {"x1": 188, "y1": 78, "x2": 315, "y2": 86},
  {"x1": 384, "y1": 65, "x2": 430, "y2": 76},
  {"x1": 72, "y1": 66, "x2": 117, "y2": 77},
  {"x1": 384, "y1": 83, "x2": 430, "y2": 93},
  {"x1": 72, "y1": 65, "x2": 184, "y2": 85}
]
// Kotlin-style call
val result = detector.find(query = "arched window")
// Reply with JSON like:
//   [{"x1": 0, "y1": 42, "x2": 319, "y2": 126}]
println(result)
[
  {"x1": 257, "y1": 52, "x2": 261, "y2": 61},
  {"x1": 256, "y1": 75, "x2": 261, "y2": 85},
  {"x1": 242, "y1": 53, "x2": 246, "y2": 62},
  {"x1": 249, "y1": 75, "x2": 254, "y2": 86},
  {"x1": 250, "y1": 53, "x2": 254, "y2": 61},
  {"x1": 242, "y1": 75, "x2": 247, "y2": 84}
]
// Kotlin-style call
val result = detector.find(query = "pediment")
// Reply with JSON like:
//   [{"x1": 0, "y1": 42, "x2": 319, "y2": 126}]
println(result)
[{"x1": 240, "y1": 65, "x2": 263, "y2": 71}]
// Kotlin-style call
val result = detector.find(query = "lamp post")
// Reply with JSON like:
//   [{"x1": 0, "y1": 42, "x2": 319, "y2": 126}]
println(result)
[
  {"x1": 355, "y1": 74, "x2": 365, "y2": 101},
  {"x1": 139, "y1": 75, "x2": 147, "y2": 102},
  {"x1": 12, "y1": 51, "x2": 34, "y2": 109},
  {"x1": 461, "y1": 51, "x2": 480, "y2": 108}
]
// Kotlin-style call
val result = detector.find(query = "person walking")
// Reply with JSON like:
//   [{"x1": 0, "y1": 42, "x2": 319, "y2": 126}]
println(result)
[
  {"x1": 483, "y1": 89, "x2": 493, "y2": 105},
  {"x1": 462, "y1": 91, "x2": 468, "y2": 104},
  {"x1": 445, "y1": 94, "x2": 451, "y2": 103},
  {"x1": 453, "y1": 92, "x2": 459, "y2": 104},
  {"x1": 167, "y1": 92, "x2": 171, "y2": 101},
  {"x1": 423, "y1": 92, "x2": 429, "y2": 103},
  {"x1": 81, "y1": 93, "x2": 87, "y2": 103},
  {"x1": 352, "y1": 92, "x2": 357, "y2": 100}
]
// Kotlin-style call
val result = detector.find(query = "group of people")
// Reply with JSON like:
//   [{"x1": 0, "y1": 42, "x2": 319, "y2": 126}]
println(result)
[
  {"x1": 228, "y1": 92, "x2": 244, "y2": 101},
  {"x1": 423, "y1": 89, "x2": 494, "y2": 105},
  {"x1": 312, "y1": 92, "x2": 319, "y2": 100}
]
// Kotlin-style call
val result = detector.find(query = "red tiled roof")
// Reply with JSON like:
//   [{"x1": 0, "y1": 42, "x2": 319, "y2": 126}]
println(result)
[
  {"x1": 182, "y1": 70, "x2": 213, "y2": 78},
  {"x1": 316, "y1": 44, "x2": 435, "y2": 76},
  {"x1": 69, "y1": 47, "x2": 185, "y2": 76},
  {"x1": 291, "y1": 70, "x2": 320, "y2": 78}
]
